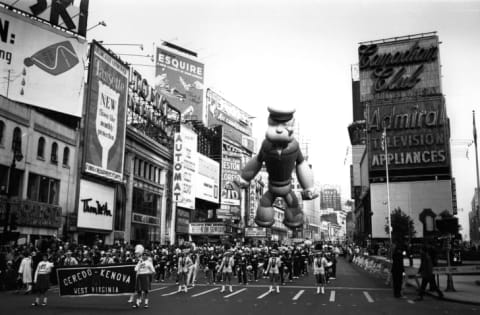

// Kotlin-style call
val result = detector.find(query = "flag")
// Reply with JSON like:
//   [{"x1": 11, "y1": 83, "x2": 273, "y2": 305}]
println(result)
[{"x1": 474, "y1": 111, "x2": 477, "y2": 145}]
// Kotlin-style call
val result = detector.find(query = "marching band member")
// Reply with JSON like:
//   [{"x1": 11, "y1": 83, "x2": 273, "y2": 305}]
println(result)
[
  {"x1": 31, "y1": 254, "x2": 54, "y2": 307},
  {"x1": 219, "y1": 250, "x2": 235, "y2": 293},
  {"x1": 133, "y1": 251, "x2": 155, "y2": 308},
  {"x1": 177, "y1": 251, "x2": 192, "y2": 293},
  {"x1": 313, "y1": 251, "x2": 328, "y2": 294},
  {"x1": 265, "y1": 250, "x2": 281, "y2": 293}
]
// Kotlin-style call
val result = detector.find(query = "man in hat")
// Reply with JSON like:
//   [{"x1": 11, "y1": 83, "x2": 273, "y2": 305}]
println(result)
[
  {"x1": 235, "y1": 106, "x2": 318, "y2": 229},
  {"x1": 63, "y1": 251, "x2": 78, "y2": 266}
]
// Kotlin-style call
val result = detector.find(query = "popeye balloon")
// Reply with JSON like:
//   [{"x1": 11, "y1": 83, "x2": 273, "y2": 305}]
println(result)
[{"x1": 235, "y1": 106, "x2": 318, "y2": 229}]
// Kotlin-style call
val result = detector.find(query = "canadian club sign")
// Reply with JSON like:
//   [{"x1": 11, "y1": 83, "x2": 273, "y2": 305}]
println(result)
[{"x1": 359, "y1": 35, "x2": 441, "y2": 102}]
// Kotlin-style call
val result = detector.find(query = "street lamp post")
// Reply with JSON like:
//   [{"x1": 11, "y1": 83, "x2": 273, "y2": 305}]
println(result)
[{"x1": 2, "y1": 138, "x2": 23, "y2": 240}]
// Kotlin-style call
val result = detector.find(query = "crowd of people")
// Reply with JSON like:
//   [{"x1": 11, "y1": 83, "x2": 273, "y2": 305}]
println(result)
[{"x1": 0, "y1": 238, "x2": 343, "y2": 307}]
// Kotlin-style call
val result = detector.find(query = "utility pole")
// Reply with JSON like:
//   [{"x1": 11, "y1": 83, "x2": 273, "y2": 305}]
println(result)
[{"x1": 382, "y1": 127, "x2": 393, "y2": 260}]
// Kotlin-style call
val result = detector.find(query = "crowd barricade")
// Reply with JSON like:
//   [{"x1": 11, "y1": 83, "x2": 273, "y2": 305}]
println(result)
[{"x1": 352, "y1": 254, "x2": 392, "y2": 281}]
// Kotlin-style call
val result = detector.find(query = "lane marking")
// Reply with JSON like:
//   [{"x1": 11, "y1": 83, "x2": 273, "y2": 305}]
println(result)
[
  {"x1": 292, "y1": 290, "x2": 304, "y2": 301},
  {"x1": 257, "y1": 290, "x2": 272, "y2": 299},
  {"x1": 329, "y1": 290, "x2": 336, "y2": 302},
  {"x1": 363, "y1": 291, "x2": 374, "y2": 303},
  {"x1": 224, "y1": 288, "x2": 247, "y2": 298},
  {"x1": 407, "y1": 300, "x2": 415, "y2": 304},
  {"x1": 191, "y1": 287, "x2": 219, "y2": 297},
  {"x1": 150, "y1": 286, "x2": 168, "y2": 292}
]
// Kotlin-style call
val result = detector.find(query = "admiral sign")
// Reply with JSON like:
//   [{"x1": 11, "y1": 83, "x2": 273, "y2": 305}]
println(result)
[
  {"x1": 367, "y1": 97, "x2": 449, "y2": 177},
  {"x1": 359, "y1": 35, "x2": 441, "y2": 102}
]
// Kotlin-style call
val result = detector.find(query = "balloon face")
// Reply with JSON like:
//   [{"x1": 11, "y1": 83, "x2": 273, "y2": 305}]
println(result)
[{"x1": 265, "y1": 118, "x2": 295, "y2": 144}]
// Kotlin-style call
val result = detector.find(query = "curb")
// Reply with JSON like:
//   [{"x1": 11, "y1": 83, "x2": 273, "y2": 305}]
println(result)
[{"x1": 405, "y1": 280, "x2": 480, "y2": 306}]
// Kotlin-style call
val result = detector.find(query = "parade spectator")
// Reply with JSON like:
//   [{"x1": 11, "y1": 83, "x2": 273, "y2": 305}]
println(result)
[
  {"x1": 415, "y1": 246, "x2": 444, "y2": 301},
  {"x1": 18, "y1": 250, "x2": 33, "y2": 294},
  {"x1": 391, "y1": 244, "x2": 405, "y2": 298}
]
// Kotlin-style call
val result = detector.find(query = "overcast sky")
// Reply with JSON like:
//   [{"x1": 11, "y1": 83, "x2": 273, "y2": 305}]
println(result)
[{"x1": 87, "y1": 0, "x2": 480, "y2": 238}]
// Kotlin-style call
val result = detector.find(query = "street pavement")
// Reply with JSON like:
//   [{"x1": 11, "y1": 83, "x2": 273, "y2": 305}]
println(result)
[{"x1": 0, "y1": 257, "x2": 479, "y2": 314}]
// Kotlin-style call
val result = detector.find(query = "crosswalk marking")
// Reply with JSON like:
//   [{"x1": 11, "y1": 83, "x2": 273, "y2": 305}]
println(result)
[
  {"x1": 257, "y1": 290, "x2": 272, "y2": 299},
  {"x1": 150, "y1": 287, "x2": 168, "y2": 292},
  {"x1": 363, "y1": 291, "x2": 374, "y2": 303},
  {"x1": 191, "y1": 287, "x2": 219, "y2": 297},
  {"x1": 292, "y1": 290, "x2": 304, "y2": 300},
  {"x1": 224, "y1": 288, "x2": 247, "y2": 298},
  {"x1": 162, "y1": 290, "x2": 180, "y2": 296},
  {"x1": 329, "y1": 290, "x2": 335, "y2": 302}
]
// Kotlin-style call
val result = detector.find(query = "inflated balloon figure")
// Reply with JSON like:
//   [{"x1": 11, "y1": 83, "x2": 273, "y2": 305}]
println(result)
[{"x1": 235, "y1": 106, "x2": 318, "y2": 229}]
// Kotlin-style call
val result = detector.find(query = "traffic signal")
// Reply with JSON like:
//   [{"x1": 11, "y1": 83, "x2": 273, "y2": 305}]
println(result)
[{"x1": 9, "y1": 212, "x2": 18, "y2": 230}]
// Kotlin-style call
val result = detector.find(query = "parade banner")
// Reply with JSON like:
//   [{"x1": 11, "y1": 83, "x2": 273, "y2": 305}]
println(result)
[
  {"x1": 84, "y1": 42, "x2": 129, "y2": 182},
  {"x1": 56, "y1": 264, "x2": 135, "y2": 297},
  {"x1": 0, "y1": 0, "x2": 89, "y2": 37},
  {"x1": 155, "y1": 47, "x2": 204, "y2": 121},
  {"x1": 0, "y1": 7, "x2": 87, "y2": 117}
]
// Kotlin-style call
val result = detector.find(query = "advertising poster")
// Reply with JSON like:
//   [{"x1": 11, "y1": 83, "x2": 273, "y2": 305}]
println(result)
[
  {"x1": 0, "y1": 0, "x2": 89, "y2": 37},
  {"x1": 358, "y1": 35, "x2": 441, "y2": 102},
  {"x1": 57, "y1": 264, "x2": 136, "y2": 296},
  {"x1": 77, "y1": 180, "x2": 114, "y2": 231},
  {"x1": 172, "y1": 126, "x2": 197, "y2": 209},
  {"x1": 221, "y1": 152, "x2": 242, "y2": 206},
  {"x1": 366, "y1": 97, "x2": 449, "y2": 178},
  {"x1": 189, "y1": 222, "x2": 225, "y2": 235},
  {"x1": 0, "y1": 7, "x2": 87, "y2": 117},
  {"x1": 196, "y1": 153, "x2": 220, "y2": 203},
  {"x1": 84, "y1": 42, "x2": 129, "y2": 182},
  {"x1": 206, "y1": 89, "x2": 253, "y2": 151},
  {"x1": 155, "y1": 47, "x2": 204, "y2": 121}
]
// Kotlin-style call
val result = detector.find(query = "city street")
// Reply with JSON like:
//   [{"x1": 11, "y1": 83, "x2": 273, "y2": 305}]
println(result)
[{"x1": 1, "y1": 258, "x2": 478, "y2": 315}]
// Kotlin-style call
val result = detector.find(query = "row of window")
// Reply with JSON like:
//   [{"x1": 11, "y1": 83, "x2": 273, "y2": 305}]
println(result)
[
  {"x1": 0, "y1": 120, "x2": 70, "y2": 166},
  {"x1": 133, "y1": 157, "x2": 162, "y2": 184}
]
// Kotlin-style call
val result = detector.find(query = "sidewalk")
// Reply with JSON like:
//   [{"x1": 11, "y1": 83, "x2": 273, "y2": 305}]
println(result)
[{"x1": 389, "y1": 257, "x2": 480, "y2": 305}]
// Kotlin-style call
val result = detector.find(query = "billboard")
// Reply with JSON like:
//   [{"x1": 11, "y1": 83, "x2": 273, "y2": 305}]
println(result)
[
  {"x1": 77, "y1": 180, "x2": 114, "y2": 231},
  {"x1": 221, "y1": 151, "x2": 242, "y2": 206},
  {"x1": 172, "y1": 126, "x2": 197, "y2": 210},
  {"x1": 206, "y1": 89, "x2": 254, "y2": 151},
  {"x1": 0, "y1": 0, "x2": 89, "y2": 37},
  {"x1": 370, "y1": 180, "x2": 453, "y2": 238},
  {"x1": 0, "y1": 7, "x2": 87, "y2": 117},
  {"x1": 155, "y1": 47, "x2": 204, "y2": 121},
  {"x1": 359, "y1": 35, "x2": 440, "y2": 102},
  {"x1": 189, "y1": 222, "x2": 225, "y2": 235},
  {"x1": 367, "y1": 96, "x2": 449, "y2": 178},
  {"x1": 84, "y1": 42, "x2": 129, "y2": 182},
  {"x1": 196, "y1": 153, "x2": 220, "y2": 203}
]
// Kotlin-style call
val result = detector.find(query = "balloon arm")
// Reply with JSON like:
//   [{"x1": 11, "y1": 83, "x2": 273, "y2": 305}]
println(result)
[
  {"x1": 240, "y1": 155, "x2": 263, "y2": 182},
  {"x1": 296, "y1": 161, "x2": 318, "y2": 199}
]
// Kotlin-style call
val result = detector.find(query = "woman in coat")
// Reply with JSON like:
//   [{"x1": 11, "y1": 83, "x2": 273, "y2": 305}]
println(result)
[{"x1": 18, "y1": 251, "x2": 33, "y2": 294}]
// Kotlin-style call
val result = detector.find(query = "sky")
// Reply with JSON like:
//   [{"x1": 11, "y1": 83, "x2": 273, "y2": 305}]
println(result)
[{"x1": 87, "y1": 0, "x2": 480, "y2": 238}]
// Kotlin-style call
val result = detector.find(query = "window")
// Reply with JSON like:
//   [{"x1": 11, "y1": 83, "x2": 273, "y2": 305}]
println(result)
[
  {"x1": 12, "y1": 127, "x2": 22, "y2": 153},
  {"x1": 62, "y1": 147, "x2": 70, "y2": 166},
  {"x1": 27, "y1": 173, "x2": 60, "y2": 205},
  {"x1": 132, "y1": 187, "x2": 159, "y2": 217},
  {"x1": 51, "y1": 142, "x2": 58, "y2": 164},
  {"x1": 0, "y1": 120, "x2": 4, "y2": 145},
  {"x1": 37, "y1": 137, "x2": 45, "y2": 159}
]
